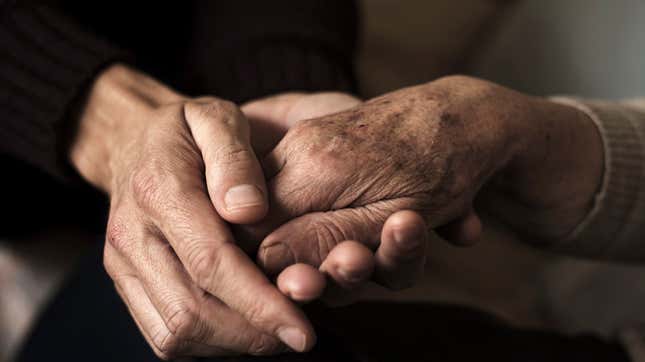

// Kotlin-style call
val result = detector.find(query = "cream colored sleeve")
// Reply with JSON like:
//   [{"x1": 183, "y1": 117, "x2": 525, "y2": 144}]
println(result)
[{"x1": 549, "y1": 97, "x2": 645, "y2": 261}]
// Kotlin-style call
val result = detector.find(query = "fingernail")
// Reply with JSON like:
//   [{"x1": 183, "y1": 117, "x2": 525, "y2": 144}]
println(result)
[
  {"x1": 278, "y1": 327, "x2": 307, "y2": 352},
  {"x1": 260, "y1": 243, "x2": 294, "y2": 274},
  {"x1": 225, "y1": 184, "x2": 264, "y2": 211}
]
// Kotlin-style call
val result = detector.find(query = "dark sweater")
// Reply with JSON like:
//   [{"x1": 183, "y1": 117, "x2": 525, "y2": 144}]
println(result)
[{"x1": 0, "y1": 0, "x2": 358, "y2": 232}]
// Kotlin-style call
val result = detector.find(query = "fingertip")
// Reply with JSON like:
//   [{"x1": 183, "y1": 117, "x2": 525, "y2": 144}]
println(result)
[
  {"x1": 277, "y1": 264, "x2": 326, "y2": 303},
  {"x1": 373, "y1": 211, "x2": 428, "y2": 290},
  {"x1": 386, "y1": 210, "x2": 426, "y2": 230},
  {"x1": 381, "y1": 210, "x2": 428, "y2": 259},
  {"x1": 320, "y1": 241, "x2": 375, "y2": 289}
]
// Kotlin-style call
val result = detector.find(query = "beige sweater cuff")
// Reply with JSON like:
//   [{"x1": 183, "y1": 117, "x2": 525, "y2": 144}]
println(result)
[{"x1": 549, "y1": 97, "x2": 645, "y2": 260}]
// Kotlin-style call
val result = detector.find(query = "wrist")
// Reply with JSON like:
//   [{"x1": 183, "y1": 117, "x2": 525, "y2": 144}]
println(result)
[
  {"x1": 503, "y1": 96, "x2": 605, "y2": 238},
  {"x1": 69, "y1": 63, "x2": 182, "y2": 192}
]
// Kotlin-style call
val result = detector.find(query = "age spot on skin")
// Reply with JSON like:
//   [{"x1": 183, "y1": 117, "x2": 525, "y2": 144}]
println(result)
[{"x1": 439, "y1": 112, "x2": 462, "y2": 127}]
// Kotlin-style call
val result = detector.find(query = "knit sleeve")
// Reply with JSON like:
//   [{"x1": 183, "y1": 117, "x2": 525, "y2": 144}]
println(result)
[
  {"x1": 550, "y1": 97, "x2": 645, "y2": 261},
  {"x1": 0, "y1": 2, "x2": 128, "y2": 180},
  {"x1": 176, "y1": 0, "x2": 359, "y2": 103}
]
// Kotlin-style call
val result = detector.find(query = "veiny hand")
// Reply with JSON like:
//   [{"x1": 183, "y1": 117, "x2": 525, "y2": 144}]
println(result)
[
  {"x1": 247, "y1": 75, "x2": 603, "y2": 280},
  {"x1": 241, "y1": 93, "x2": 431, "y2": 304},
  {"x1": 69, "y1": 64, "x2": 316, "y2": 359}
]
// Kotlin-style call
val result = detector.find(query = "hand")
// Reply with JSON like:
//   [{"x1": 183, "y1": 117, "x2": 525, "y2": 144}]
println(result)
[
  {"x1": 69, "y1": 64, "x2": 316, "y2": 359},
  {"x1": 276, "y1": 210, "x2": 429, "y2": 306},
  {"x1": 241, "y1": 93, "x2": 431, "y2": 304},
  {"x1": 248, "y1": 75, "x2": 603, "y2": 278}
]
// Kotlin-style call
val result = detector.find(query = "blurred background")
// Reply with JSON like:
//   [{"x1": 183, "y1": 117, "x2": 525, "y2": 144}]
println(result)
[{"x1": 2, "y1": 0, "x2": 644, "y2": 361}]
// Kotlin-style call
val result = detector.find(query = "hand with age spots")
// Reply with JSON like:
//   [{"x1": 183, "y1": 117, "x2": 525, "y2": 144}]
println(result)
[
  {"x1": 241, "y1": 93, "x2": 431, "y2": 305},
  {"x1": 240, "y1": 75, "x2": 604, "y2": 303}
]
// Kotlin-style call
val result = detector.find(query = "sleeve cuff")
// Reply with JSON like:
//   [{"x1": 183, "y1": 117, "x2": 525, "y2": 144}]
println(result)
[
  {"x1": 550, "y1": 96, "x2": 645, "y2": 260},
  {"x1": 0, "y1": 5, "x2": 129, "y2": 181}
]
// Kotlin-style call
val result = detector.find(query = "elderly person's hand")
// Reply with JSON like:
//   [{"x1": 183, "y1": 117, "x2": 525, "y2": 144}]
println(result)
[
  {"x1": 69, "y1": 64, "x2": 318, "y2": 359},
  {"x1": 245, "y1": 75, "x2": 604, "y2": 291},
  {"x1": 241, "y1": 93, "x2": 431, "y2": 304}
]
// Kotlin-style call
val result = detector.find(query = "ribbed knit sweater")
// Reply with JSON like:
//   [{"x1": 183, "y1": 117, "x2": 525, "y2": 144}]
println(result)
[{"x1": 552, "y1": 98, "x2": 645, "y2": 261}]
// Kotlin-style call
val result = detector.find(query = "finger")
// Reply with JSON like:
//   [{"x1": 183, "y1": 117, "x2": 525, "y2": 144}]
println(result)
[
  {"x1": 140, "y1": 184, "x2": 315, "y2": 352},
  {"x1": 113, "y1": 274, "x2": 233, "y2": 359},
  {"x1": 319, "y1": 241, "x2": 375, "y2": 290},
  {"x1": 276, "y1": 263, "x2": 326, "y2": 303},
  {"x1": 257, "y1": 198, "x2": 414, "y2": 275},
  {"x1": 105, "y1": 225, "x2": 284, "y2": 356},
  {"x1": 317, "y1": 241, "x2": 375, "y2": 307},
  {"x1": 374, "y1": 210, "x2": 428, "y2": 290},
  {"x1": 105, "y1": 243, "x2": 231, "y2": 359},
  {"x1": 435, "y1": 207, "x2": 482, "y2": 246},
  {"x1": 276, "y1": 241, "x2": 375, "y2": 305},
  {"x1": 184, "y1": 99, "x2": 268, "y2": 224}
]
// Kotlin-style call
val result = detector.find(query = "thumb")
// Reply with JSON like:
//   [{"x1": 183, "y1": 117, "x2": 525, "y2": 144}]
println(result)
[{"x1": 257, "y1": 200, "x2": 410, "y2": 275}]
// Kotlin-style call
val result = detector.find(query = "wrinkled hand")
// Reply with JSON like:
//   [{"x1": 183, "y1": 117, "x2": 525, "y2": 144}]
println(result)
[
  {"x1": 247, "y1": 75, "x2": 603, "y2": 281},
  {"x1": 70, "y1": 65, "x2": 317, "y2": 359},
  {"x1": 241, "y1": 93, "x2": 431, "y2": 304}
]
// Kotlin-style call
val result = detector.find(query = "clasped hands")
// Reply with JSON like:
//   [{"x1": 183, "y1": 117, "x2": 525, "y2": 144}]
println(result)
[{"x1": 70, "y1": 64, "x2": 603, "y2": 359}]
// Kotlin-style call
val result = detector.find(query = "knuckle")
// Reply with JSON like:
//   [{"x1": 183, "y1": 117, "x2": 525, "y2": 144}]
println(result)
[
  {"x1": 247, "y1": 334, "x2": 280, "y2": 356},
  {"x1": 244, "y1": 302, "x2": 271, "y2": 329},
  {"x1": 130, "y1": 165, "x2": 204, "y2": 218},
  {"x1": 130, "y1": 167, "x2": 164, "y2": 210},
  {"x1": 185, "y1": 243, "x2": 234, "y2": 289},
  {"x1": 187, "y1": 248, "x2": 217, "y2": 288},
  {"x1": 204, "y1": 99, "x2": 239, "y2": 117},
  {"x1": 106, "y1": 217, "x2": 133, "y2": 255},
  {"x1": 308, "y1": 218, "x2": 346, "y2": 264},
  {"x1": 187, "y1": 99, "x2": 242, "y2": 124},
  {"x1": 164, "y1": 303, "x2": 198, "y2": 340},
  {"x1": 212, "y1": 143, "x2": 255, "y2": 167},
  {"x1": 241, "y1": 291, "x2": 282, "y2": 331}
]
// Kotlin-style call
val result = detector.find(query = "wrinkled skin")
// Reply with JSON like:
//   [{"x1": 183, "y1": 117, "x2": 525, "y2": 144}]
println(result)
[
  {"x1": 243, "y1": 75, "x2": 603, "y2": 278},
  {"x1": 71, "y1": 65, "x2": 602, "y2": 359},
  {"x1": 71, "y1": 63, "x2": 429, "y2": 359},
  {"x1": 242, "y1": 94, "x2": 431, "y2": 304}
]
